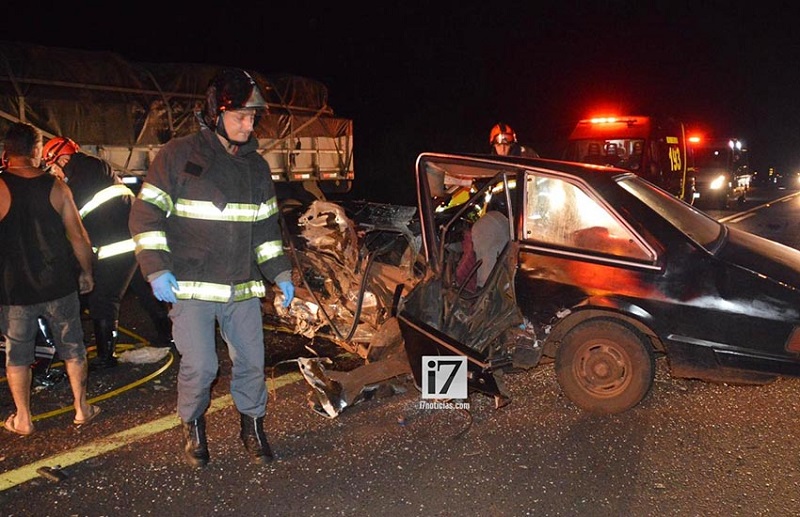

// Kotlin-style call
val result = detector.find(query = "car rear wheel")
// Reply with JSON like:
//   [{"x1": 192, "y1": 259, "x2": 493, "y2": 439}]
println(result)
[{"x1": 555, "y1": 320, "x2": 654, "y2": 414}]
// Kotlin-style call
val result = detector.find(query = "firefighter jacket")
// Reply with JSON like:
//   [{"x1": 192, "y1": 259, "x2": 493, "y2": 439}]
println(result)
[
  {"x1": 62, "y1": 152, "x2": 135, "y2": 260},
  {"x1": 129, "y1": 129, "x2": 292, "y2": 303}
]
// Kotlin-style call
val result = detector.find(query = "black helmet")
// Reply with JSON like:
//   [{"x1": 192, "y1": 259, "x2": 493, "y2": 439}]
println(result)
[{"x1": 200, "y1": 68, "x2": 268, "y2": 130}]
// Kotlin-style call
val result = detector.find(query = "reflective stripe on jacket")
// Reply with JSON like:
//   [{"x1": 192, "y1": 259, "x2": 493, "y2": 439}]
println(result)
[
  {"x1": 80, "y1": 184, "x2": 136, "y2": 260},
  {"x1": 129, "y1": 129, "x2": 291, "y2": 302},
  {"x1": 63, "y1": 152, "x2": 136, "y2": 260}
]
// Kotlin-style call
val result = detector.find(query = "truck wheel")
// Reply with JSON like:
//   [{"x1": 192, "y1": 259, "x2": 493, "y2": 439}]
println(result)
[{"x1": 555, "y1": 320, "x2": 654, "y2": 414}]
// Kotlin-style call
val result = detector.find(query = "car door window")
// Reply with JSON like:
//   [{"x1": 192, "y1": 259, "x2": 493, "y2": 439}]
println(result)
[{"x1": 523, "y1": 173, "x2": 652, "y2": 261}]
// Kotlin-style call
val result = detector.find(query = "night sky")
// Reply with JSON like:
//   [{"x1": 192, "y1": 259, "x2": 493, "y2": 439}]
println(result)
[{"x1": 5, "y1": 1, "x2": 799, "y2": 204}]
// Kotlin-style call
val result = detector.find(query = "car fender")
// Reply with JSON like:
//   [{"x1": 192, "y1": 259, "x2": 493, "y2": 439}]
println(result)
[{"x1": 543, "y1": 302, "x2": 663, "y2": 357}]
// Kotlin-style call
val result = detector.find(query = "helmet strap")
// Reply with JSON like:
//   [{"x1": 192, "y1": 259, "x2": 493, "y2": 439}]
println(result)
[{"x1": 214, "y1": 112, "x2": 249, "y2": 147}]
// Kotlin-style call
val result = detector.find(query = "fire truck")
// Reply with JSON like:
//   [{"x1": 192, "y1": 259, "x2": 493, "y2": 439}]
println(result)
[
  {"x1": 686, "y1": 135, "x2": 750, "y2": 210},
  {"x1": 562, "y1": 115, "x2": 695, "y2": 204}
]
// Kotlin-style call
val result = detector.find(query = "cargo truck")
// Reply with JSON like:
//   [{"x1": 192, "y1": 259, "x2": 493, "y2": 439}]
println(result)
[
  {"x1": 687, "y1": 135, "x2": 749, "y2": 209},
  {"x1": 0, "y1": 41, "x2": 353, "y2": 198}
]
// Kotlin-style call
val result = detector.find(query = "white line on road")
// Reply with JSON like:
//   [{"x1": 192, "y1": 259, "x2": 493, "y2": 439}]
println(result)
[{"x1": 0, "y1": 372, "x2": 303, "y2": 492}]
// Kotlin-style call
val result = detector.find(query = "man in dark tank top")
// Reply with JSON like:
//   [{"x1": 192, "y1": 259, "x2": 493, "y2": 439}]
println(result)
[{"x1": 0, "y1": 122, "x2": 102, "y2": 435}]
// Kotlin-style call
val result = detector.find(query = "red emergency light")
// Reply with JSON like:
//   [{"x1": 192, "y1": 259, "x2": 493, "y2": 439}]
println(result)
[
  {"x1": 583, "y1": 115, "x2": 640, "y2": 127},
  {"x1": 590, "y1": 117, "x2": 619, "y2": 124}
]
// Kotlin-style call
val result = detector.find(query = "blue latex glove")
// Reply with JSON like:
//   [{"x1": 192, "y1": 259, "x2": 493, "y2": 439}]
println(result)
[
  {"x1": 151, "y1": 272, "x2": 179, "y2": 303},
  {"x1": 278, "y1": 280, "x2": 294, "y2": 308}
]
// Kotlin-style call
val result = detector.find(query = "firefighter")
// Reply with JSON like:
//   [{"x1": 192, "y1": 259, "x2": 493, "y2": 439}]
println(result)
[
  {"x1": 42, "y1": 137, "x2": 141, "y2": 369},
  {"x1": 489, "y1": 122, "x2": 539, "y2": 158},
  {"x1": 129, "y1": 68, "x2": 295, "y2": 467}
]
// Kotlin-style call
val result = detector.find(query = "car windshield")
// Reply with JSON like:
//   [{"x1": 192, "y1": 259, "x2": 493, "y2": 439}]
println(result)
[
  {"x1": 618, "y1": 175, "x2": 723, "y2": 249},
  {"x1": 566, "y1": 138, "x2": 646, "y2": 171},
  {"x1": 691, "y1": 147, "x2": 730, "y2": 169}
]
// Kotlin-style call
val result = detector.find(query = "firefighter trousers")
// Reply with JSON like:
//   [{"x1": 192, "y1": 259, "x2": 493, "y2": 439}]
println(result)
[
  {"x1": 171, "y1": 297, "x2": 267, "y2": 423},
  {"x1": 83, "y1": 252, "x2": 138, "y2": 322}
]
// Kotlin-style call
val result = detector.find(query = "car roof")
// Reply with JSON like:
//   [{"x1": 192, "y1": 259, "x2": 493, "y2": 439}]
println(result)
[{"x1": 418, "y1": 151, "x2": 634, "y2": 186}]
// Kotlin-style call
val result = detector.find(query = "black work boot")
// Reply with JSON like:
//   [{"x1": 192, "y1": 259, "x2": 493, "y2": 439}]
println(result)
[
  {"x1": 239, "y1": 413, "x2": 274, "y2": 464},
  {"x1": 90, "y1": 319, "x2": 118, "y2": 370},
  {"x1": 182, "y1": 417, "x2": 209, "y2": 468}
]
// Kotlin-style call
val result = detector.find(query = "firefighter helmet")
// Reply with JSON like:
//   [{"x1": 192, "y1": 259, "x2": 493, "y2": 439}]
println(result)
[
  {"x1": 42, "y1": 137, "x2": 80, "y2": 166},
  {"x1": 489, "y1": 123, "x2": 517, "y2": 145},
  {"x1": 200, "y1": 68, "x2": 268, "y2": 130}
]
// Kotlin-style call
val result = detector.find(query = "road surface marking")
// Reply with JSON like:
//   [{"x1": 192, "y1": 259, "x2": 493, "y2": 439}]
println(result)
[{"x1": 0, "y1": 372, "x2": 303, "y2": 492}]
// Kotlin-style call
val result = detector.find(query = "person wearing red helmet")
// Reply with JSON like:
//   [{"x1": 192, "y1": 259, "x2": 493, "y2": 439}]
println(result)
[
  {"x1": 42, "y1": 136, "x2": 162, "y2": 372},
  {"x1": 41, "y1": 136, "x2": 81, "y2": 168},
  {"x1": 129, "y1": 68, "x2": 295, "y2": 468},
  {"x1": 44, "y1": 138, "x2": 174, "y2": 351},
  {"x1": 489, "y1": 122, "x2": 539, "y2": 158}
]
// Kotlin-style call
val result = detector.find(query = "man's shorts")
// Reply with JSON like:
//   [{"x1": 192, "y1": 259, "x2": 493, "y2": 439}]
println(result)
[{"x1": 1, "y1": 292, "x2": 87, "y2": 366}]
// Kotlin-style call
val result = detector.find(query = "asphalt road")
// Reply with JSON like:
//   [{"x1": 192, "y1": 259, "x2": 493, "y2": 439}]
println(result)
[{"x1": 2, "y1": 185, "x2": 800, "y2": 516}]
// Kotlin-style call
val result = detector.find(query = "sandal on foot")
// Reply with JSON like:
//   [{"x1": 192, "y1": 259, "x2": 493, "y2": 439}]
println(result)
[
  {"x1": 4, "y1": 414, "x2": 34, "y2": 436},
  {"x1": 73, "y1": 405, "x2": 102, "y2": 426}
]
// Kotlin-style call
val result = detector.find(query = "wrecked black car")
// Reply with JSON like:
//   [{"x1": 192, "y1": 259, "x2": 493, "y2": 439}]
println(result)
[{"x1": 276, "y1": 152, "x2": 800, "y2": 416}]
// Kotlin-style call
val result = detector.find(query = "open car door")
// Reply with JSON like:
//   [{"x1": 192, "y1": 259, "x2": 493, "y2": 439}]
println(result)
[{"x1": 398, "y1": 154, "x2": 542, "y2": 406}]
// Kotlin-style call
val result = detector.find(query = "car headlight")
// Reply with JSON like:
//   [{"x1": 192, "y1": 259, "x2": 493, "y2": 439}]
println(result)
[{"x1": 710, "y1": 175, "x2": 726, "y2": 190}]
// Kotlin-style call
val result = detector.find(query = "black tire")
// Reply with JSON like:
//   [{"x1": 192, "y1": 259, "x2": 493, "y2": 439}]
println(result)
[
  {"x1": 555, "y1": 320, "x2": 654, "y2": 414},
  {"x1": 719, "y1": 192, "x2": 730, "y2": 210}
]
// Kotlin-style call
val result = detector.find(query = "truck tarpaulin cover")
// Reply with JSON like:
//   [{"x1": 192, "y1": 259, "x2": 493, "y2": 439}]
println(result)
[{"x1": 0, "y1": 41, "x2": 353, "y2": 183}]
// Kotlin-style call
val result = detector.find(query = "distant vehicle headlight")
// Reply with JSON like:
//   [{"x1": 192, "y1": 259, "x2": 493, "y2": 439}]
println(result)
[{"x1": 710, "y1": 175, "x2": 726, "y2": 190}]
